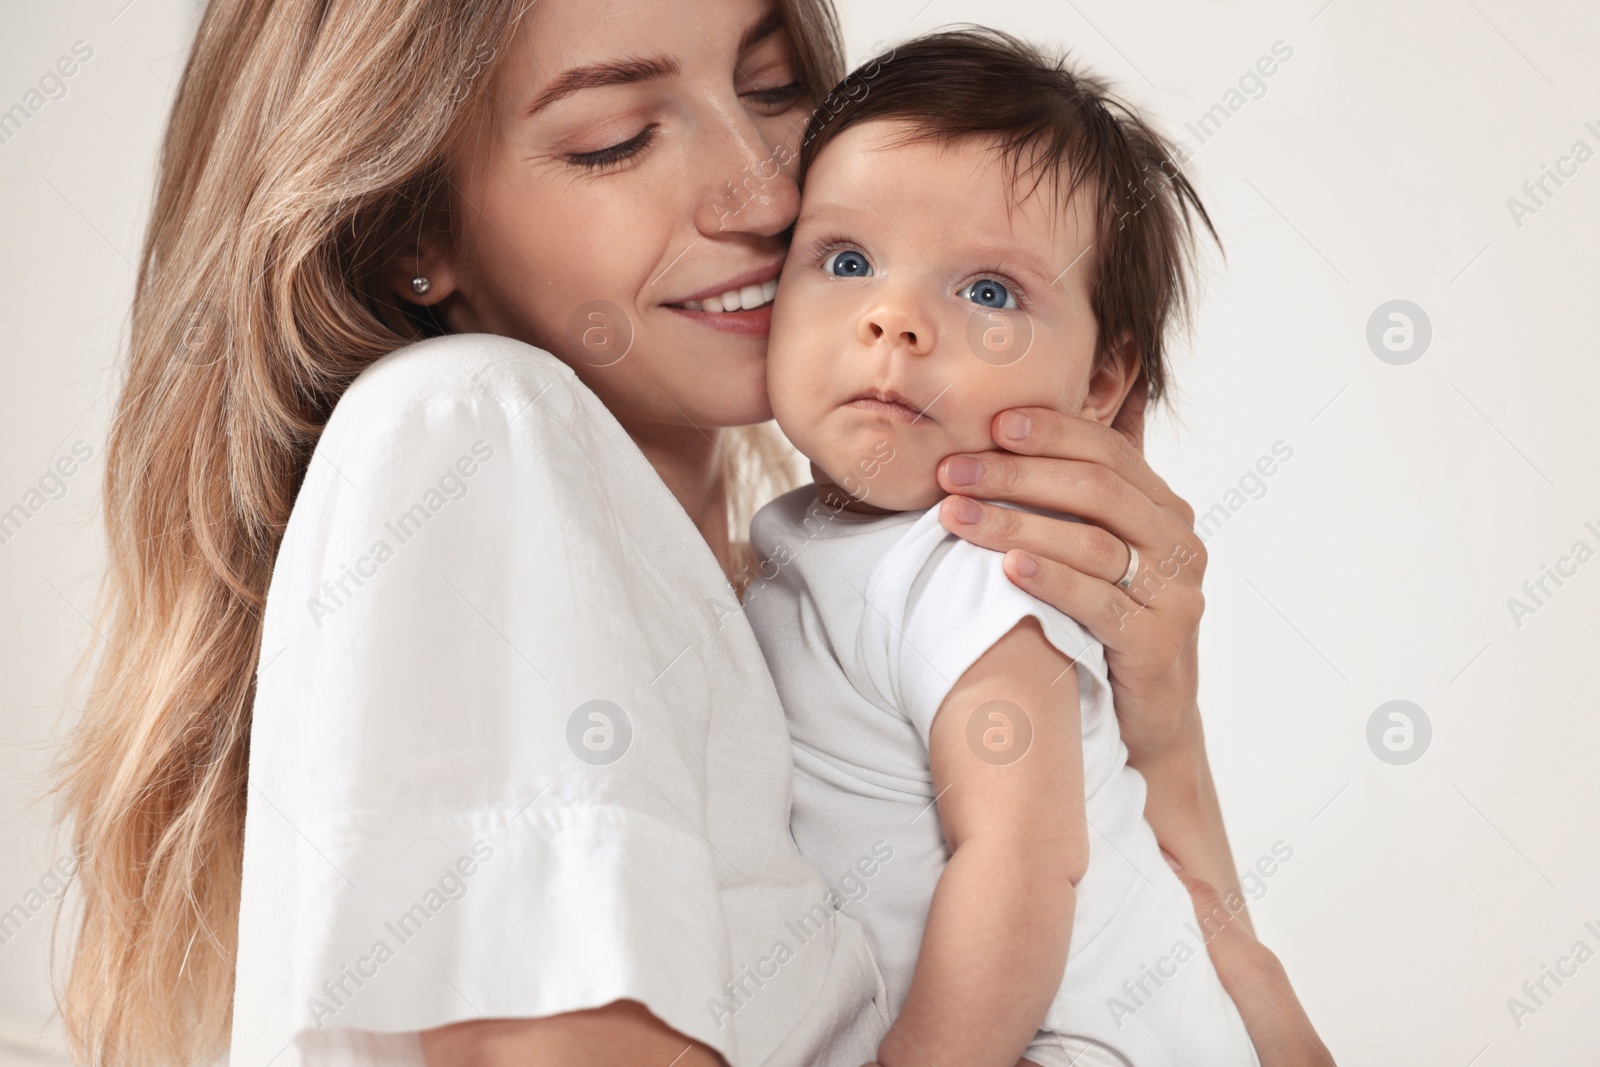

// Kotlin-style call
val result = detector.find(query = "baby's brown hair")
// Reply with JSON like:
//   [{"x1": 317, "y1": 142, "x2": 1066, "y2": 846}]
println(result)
[{"x1": 798, "y1": 27, "x2": 1217, "y2": 403}]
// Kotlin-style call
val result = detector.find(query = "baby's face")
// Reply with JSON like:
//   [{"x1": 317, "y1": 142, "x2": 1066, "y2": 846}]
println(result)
[{"x1": 768, "y1": 120, "x2": 1124, "y2": 511}]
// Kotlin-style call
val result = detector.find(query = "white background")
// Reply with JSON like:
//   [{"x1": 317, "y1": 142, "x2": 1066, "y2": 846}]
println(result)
[{"x1": 2, "y1": 0, "x2": 1597, "y2": 1063}]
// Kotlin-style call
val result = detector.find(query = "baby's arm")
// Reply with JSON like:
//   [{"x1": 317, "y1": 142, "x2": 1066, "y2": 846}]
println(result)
[{"x1": 876, "y1": 617, "x2": 1088, "y2": 1067}]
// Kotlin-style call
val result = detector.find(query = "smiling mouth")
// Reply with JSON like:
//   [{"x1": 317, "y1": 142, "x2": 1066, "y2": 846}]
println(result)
[
  {"x1": 845, "y1": 388, "x2": 930, "y2": 424},
  {"x1": 667, "y1": 278, "x2": 778, "y2": 314}
]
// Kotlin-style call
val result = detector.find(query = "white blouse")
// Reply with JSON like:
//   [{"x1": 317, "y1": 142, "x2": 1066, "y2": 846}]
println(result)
[{"x1": 229, "y1": 333, "x2": 889, "y2": 1066}]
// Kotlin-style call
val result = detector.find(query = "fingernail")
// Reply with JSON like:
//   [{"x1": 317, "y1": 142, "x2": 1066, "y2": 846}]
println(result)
[
  {"x1": 998, "y1": 410, "x2": 1031, "y2": 441},
  {"x1": 1012, "y1": 552, "x2": 1040, "y2": 578},
  {"x1": 948, "y1": 496, "x2": 983, "y2": 524},
  {"x1": 944, "y1": 456, "x2": 983, "y2": 486}
]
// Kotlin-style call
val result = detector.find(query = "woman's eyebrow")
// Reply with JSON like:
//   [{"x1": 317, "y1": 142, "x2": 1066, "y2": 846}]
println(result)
[
  {"x1": 738, "y1": 9, "x2": 785, "y2": 53},
  {"x1": 524, "y1": 56, "x2": 679, "y2": 116}
]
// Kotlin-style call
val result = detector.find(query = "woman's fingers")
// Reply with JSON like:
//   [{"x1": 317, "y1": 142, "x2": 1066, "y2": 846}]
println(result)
[
  {"x1": 936, "y1": 461, "x2": 1204, "y2": 600},
  {"x1": 981, "y1": 545, "x2": 1188, "y2": 660},
  {"x1": 1181, "y1": 875, "x2": 1336, "y2": 1067},
  {"x1": 937, "y1": 496, "x2": 1138, "y2": 588},
  {"x1": 938, "y1": 453, "x2": 1172, "y2": 550},
  {"x1": 982, "y1": 405, "x2": 1186, "y2": 518}
]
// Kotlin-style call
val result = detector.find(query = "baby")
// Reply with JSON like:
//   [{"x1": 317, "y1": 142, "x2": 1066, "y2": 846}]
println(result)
[{"x1": 744, "y1": 29, "x2": 1258, "y2": 1067}]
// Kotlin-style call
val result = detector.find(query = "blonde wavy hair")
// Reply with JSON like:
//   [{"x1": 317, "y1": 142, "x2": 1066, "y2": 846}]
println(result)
[{"x1": 54, "y1": 0, "x2": 840, "y2": 1063}]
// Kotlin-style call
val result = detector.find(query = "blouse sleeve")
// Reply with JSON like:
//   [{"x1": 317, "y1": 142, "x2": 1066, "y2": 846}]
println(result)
[{"x1": 233, "y1": 336, "x2": 741, "y2": 1063}]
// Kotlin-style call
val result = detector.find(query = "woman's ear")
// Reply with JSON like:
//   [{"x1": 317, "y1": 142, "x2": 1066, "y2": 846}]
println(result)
[
  {"x1": 386, "y1": 232, "x2": 459, "y2": 308},
  {"x1": 1081, "y1": 332, "x2": 1141, "y2": 426}
]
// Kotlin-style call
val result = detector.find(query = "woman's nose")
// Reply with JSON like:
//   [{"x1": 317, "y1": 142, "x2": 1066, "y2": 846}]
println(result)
[{"x1": 692, "y1": 118, "x2": 801, "y2": 239}]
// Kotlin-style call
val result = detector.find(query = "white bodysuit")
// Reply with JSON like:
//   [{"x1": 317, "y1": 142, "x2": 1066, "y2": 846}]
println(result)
[{"x1": 745, "y1": 486, "x2": 1259, "y2": 1067}]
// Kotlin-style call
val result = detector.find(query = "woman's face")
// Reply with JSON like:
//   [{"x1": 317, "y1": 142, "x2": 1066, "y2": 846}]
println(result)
[{"x1": 422, "y1": 0, "x2": 812, "y2": 432}]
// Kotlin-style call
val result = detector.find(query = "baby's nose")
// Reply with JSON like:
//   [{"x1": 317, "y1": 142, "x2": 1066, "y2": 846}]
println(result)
[
  {"x1": 865, "y1": 318, "x2": 919, "y2": 347},
  {"x1": 860, "y1": 299, "x2": 935, "y2": 355}
]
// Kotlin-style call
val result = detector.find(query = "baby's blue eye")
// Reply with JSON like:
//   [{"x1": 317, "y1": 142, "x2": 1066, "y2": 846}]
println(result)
[
  {"x1": 824, "y1": 249, "x2": 873, "y2": 278},
  {"x1": 962, "y1": 279, "x2": 1017, "y2": 310}
]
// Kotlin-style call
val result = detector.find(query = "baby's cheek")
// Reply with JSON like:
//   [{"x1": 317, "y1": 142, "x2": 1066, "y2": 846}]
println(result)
[{"x1": 931, "y1": 386, "x2": 1017, "y2": 460}]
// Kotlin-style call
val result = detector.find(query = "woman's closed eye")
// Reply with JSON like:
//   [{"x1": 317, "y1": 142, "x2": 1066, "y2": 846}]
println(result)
[
  {"x1": 564, "y1": 124, "x2": 659, "y2": 170},
  {"x1": 739, "y1": 80, "x2": 805, "y2": 114},
  {"x1": 960, "y1": 277, "x2": 1019, "y2": 310}
]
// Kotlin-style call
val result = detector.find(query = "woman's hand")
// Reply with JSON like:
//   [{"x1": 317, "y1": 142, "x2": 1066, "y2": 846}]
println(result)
[
  {"x1": 1182, "y1": 874, "x2": 1336, "y2": 1066},
  {"x1": 934, "y1": 388, "x2": 1254, "y2": 917},
  {"x1": 934, "y1": 390, "x2": 1205, "y2": 767}
]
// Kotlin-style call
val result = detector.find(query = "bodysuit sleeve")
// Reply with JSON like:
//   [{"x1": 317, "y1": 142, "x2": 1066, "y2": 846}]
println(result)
[{"x1": 855, "y1": 507, "x2": 1112, "y2": 745}]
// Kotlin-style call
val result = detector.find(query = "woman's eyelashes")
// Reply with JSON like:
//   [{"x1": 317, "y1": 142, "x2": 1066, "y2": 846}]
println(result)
[
  {"x1": 740, "y1": 80, "x2": 805, "y2": 113},
  {"x1": 562, "y1": 78, "x2": 799, "y2": 172},
  {"x1": 564, "y1": 124, "x2": 658, "y2": 170}
]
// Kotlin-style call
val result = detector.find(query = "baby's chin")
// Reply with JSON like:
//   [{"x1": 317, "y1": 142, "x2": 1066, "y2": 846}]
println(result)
[{"x1": 816, "y1": 459, "x2": 944, "y2": 514}]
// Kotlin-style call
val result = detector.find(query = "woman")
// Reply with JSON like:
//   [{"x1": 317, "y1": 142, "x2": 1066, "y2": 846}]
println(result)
[{"x1": 57, "y1": 0, "x2": 1329, "y2": 1064}]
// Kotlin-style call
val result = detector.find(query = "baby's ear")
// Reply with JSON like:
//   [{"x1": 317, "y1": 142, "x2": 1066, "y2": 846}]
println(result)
[{"x1": 1081, "y1": 332, "x2": 1140, "y2": 425}]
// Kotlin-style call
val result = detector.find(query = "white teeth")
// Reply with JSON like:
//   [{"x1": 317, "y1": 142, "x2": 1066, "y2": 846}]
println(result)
[{"x1": 683, "y1": 279, "x2": 778, "y2": 313}]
